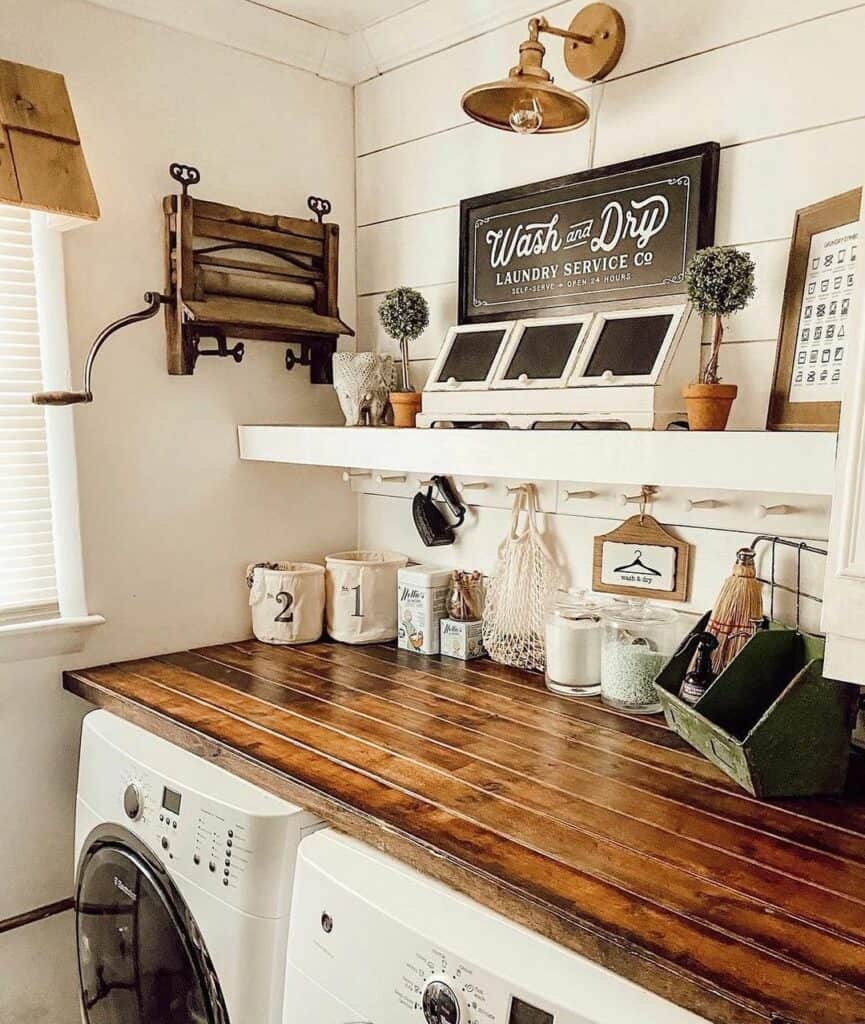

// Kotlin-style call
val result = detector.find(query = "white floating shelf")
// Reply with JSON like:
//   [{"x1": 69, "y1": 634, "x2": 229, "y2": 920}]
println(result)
[{"x1": 238, "y1": 425, "x2": 837, "y2": 496}]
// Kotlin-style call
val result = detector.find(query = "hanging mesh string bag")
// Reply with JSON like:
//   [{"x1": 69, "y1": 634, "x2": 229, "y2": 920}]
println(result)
[{"x1": 483, "y1": 484, "x2": 560, "y2": 672}]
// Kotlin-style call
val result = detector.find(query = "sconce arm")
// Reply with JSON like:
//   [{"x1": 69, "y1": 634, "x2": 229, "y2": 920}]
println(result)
[{"x1": 532, "y1": 16, "x2": 594, "y2": 45}]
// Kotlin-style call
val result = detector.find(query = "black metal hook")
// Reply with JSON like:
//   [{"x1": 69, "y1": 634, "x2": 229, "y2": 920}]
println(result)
[
  {"x1": 170, "y1": 163, "x2": 201, "y2": 196},
  {"x1": 307, "y1": 195, "x2": 331, "y2": 223}
]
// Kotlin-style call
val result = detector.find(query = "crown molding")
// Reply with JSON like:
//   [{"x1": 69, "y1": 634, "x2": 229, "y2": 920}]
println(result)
[
  {"x1": 355, "y1": 0, "x2": 551, "y2": 80},
  {"x1": 82, "y1": 0, "x2": 548, "y2": 85}
]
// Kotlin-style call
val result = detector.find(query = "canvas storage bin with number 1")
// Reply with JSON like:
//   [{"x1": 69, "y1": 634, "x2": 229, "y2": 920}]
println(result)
[
  {"x1": 246, "y1": 562, "x2": 325, "y2": 645},
  {"x1": 325, "y1": 550, "x2": 408, "y2": 644}
]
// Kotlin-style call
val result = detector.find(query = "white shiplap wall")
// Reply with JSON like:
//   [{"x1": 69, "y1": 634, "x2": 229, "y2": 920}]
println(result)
[{"x1": 353, "y1": 0, "x2": 865, "y2": 623}]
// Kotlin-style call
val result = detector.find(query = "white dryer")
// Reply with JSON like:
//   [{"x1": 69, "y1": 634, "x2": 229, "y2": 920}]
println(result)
[
  {"x1": 284, "y1": 829, "x2": 708, "y2": 1024},
  {"x1": 74, "y1": 709, "x2": 321, "y2": 1024}
]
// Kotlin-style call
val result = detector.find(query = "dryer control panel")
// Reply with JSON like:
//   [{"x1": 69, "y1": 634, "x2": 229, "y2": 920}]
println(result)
[
  {"x1": 285, "y1": 830, "x2": 707, "y2": 1024},
  {"x1": 75, "y1": 710, "x2": 321, "y2": 919}
]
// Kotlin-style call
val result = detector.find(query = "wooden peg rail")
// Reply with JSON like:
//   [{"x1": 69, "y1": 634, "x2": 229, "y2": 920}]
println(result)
[{"x1": 64, "y1": 640, "x2": 865, "y2": 1024}]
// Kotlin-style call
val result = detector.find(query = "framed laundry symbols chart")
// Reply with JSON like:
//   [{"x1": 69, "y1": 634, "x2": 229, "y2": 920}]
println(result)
[
  {"x1": 768, "y1": 188, "x2": 862, "y2": 430},
  {"x1": 593, "y1": 504, "x2": 690, "y2": 603}
]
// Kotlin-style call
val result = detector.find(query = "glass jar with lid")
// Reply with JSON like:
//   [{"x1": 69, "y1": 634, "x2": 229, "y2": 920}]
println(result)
[
  {"x1": 544, "y1": 589, "x2": 608, "y2": 697},
  {"x1": 599, "y1": 598, "x2": 678, "y2": 714}
]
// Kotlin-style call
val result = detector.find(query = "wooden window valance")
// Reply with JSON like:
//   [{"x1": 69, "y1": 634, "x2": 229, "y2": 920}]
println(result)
[{"x1": 0, "y1": 59, "x2": 99, "y2": 220}]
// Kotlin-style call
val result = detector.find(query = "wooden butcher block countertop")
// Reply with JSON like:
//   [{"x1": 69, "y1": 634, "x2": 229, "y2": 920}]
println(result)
[{"x1": 64, "y1": 640, "x2": 865, "y2": 1024}]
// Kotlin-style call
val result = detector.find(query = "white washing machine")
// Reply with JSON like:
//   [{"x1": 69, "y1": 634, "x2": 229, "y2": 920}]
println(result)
[
  {"x1": 74, "y1": 710, "x2": 322, "y2": 1024},
  {"x1": 283, "y1": 829, "x2": 708, "y2": 1024}
]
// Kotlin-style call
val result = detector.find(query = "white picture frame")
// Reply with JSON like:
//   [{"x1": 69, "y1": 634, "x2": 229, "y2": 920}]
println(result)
[
  {"x1": 490, "y1": 314, "x2": 592, "y2": 390},
  {"x1": 424, "y1": 321, "x2": 514, "y2": 392},
  {"x1": 568, "y1": 304, "x2": 686, "y2": 387}
]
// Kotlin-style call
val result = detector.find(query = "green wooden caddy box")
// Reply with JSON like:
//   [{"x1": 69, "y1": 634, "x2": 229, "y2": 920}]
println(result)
[{"x1": 654, "y1": 613, "x2": 859, "y2": 798}]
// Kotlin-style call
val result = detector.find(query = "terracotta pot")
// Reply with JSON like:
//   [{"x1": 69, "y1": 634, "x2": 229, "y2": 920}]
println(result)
[
  {"x1": 389, "y1": 390, "x2": 422, "y2": 428},
  {"x1": 682, "y1": 383, "x2": 738, "y2": 431}
]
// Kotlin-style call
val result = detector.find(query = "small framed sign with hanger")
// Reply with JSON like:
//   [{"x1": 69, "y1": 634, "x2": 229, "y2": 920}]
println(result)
[{"x1": 593, "y1": 490, "x2": 690, "y2": 602}]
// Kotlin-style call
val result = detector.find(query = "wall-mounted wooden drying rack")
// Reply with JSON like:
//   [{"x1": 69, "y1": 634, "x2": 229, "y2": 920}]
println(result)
[{"x1": 163, "y1": 164, "x2": 353, "y2": 382}]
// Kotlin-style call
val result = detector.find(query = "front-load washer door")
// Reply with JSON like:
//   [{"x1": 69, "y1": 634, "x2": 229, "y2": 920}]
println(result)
[{"x1": 75, "y1": 825, "x2": 228, "y2": 1024}]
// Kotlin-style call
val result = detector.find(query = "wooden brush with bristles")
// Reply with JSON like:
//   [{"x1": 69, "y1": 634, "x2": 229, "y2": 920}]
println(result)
[{"x1": 705, "y1": 548, "x2": 764, "y2": 673}]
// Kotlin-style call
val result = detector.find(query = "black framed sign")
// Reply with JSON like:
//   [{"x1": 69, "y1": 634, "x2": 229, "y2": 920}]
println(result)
[{"x1": 459, "y1": 142, "x2": 720, "y2": 325}]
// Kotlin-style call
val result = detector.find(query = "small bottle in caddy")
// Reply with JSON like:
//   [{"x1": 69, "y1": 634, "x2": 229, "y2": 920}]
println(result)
[
  {"x1": 397, "y1": 565, "x2": 453, "y2": 655},
  {"x1": 440, "y1": 570, "x2": 486, "y2": 661}
]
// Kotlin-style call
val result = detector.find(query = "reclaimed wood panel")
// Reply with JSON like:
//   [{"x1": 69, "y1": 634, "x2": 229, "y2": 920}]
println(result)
[{"x1": 64, "y1": 641, "x2": 865, "y2": 1024}]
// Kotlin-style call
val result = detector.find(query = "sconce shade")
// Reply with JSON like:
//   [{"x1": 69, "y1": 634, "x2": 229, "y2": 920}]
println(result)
[
  {"x1": 462, "y1": 77, "x2": 590, "y2": 133},
  {"x1": 0, "y1": 59, "x2": 99, "y2": 220},
  {"x1": 461, "y1": 5, "x2": 625, "y2": 134}
]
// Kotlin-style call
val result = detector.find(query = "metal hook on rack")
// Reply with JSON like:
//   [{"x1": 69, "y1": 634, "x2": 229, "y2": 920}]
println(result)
[{"x1": 342, "y1": 470, "x2": 371, "y2": 483}]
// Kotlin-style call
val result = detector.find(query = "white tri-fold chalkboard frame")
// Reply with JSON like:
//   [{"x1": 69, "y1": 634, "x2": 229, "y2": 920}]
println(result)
[{"x1": 418, "y1": 297, "x2": 701, "y2": 430}]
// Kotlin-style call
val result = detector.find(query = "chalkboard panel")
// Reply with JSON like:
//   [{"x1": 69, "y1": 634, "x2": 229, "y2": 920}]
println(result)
[
  {"x1": 460, "y1": 142, "x2": 719, "y2": 325},
  {"x1": 504, "y1": 322, "x2": 584, "y2": 380},
  {"x1": 583, "y1": 314, "x2": 673, "y2": 377},
  {"x1": 437, "y1": 329, "x2": 506, "y2": 382}
]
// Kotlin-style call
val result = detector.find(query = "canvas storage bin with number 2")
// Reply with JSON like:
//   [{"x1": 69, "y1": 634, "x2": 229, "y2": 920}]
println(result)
[
  {"x1": 325, "y1": 550, "x2": 408, "y2": 644},
  {"x1": 246, "y1": 561, "x2": 325, "y2": 645}
]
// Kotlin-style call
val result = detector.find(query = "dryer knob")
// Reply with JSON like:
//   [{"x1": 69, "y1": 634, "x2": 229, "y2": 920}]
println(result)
[
  {"x1": 123, "y1": 783, "x2": 142, "y2": 821},
  {"x1": 422, "y1": 980, "x2": 460, "y2": 1024}
]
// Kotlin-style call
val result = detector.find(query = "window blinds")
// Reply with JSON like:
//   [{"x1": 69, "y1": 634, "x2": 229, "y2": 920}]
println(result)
[{"x1": 0, "y1": 205, "x2": 59, "y2": 623}]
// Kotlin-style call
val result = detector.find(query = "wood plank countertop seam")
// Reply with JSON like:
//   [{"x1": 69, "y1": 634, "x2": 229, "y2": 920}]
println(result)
[
  {"x1": 184, "y1": 645, "x2": 865, "y2": 917},
  {"x1": 63, "y1": 640, "x2": 865, "y2": 1024},
  {"x1": 224, "y1": 643, "x2": 865, "y2": 875},
  {"x1": 106, "y1": 651, "x2": 865, "y2": 994}
]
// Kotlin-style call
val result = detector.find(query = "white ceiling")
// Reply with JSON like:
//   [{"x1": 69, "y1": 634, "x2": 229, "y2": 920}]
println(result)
[
  {"x1": 254, "y1": 0, "x2": 425, "y2": 34},
  {"x1": 83, "y1": 0, "x2": 542, "y2": 83}
]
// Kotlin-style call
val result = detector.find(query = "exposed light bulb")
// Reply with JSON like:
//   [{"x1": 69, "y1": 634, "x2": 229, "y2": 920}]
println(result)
[{"x1": 508, "y1": 96, "x2": 542, "y2": 134}]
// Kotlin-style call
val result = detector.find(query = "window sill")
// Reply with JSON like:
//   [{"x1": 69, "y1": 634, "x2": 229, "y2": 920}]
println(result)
[{"x1": 0, "y1": 614, "x2": 105, "y2": 664}]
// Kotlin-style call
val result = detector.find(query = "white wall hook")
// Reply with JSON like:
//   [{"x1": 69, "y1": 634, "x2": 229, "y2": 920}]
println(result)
[
  {"x1": 506, "y1": 483, "x2": 530, "y2": 494},
  {"x1": 342, "y1": 470, "x2": 371, "y2": 482},
  {"x1": 564, "y1": 489, "x2": 596, "y2": 501},
  {"x1": 756, "y1": 503, "x2": 794, "y2": 519},
  {"x1": 375, "y1": 473, "x2": 407, "y2": 484},
  {"x1": 619, "y1": 485, "x2": 656, "y2": 507},
  {"x1": 418, "y1": 478, "x2": 434, "y2": 488},
  {"x1": 459, "y1": 479, "x2": 489, "y2": 491},
  {"x1": 684, "y1": 498, "x2": 720, "y2": 511}
]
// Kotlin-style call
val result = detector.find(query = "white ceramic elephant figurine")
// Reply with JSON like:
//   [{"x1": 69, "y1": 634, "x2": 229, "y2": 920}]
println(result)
[{"x1": 332, "y1": 353, "x2": 394, "y2": 426}]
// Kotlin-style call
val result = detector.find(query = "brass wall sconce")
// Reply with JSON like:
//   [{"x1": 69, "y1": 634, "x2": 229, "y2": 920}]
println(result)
[{"x1": 461, "y1": 3, "x2": 625, "y2": 134}]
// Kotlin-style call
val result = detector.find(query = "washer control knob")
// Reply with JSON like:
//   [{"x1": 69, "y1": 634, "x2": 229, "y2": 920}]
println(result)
[
  {"x1": 422, "y1": 980, "x2": 460, "y2": 1024},
  {"x1": 123, "y1": 783, "x2": 142, "y2": 821}
]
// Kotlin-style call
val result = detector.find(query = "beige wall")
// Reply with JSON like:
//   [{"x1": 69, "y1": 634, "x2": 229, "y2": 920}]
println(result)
[
  {"x1": 0, "y1": 1, "x2": 357, "y2": 1019},
  {"x1": 354, "y1": 1, "x2": 865, "y2": 627}
]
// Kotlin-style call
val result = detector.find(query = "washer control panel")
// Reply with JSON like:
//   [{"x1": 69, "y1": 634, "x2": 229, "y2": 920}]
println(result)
[
  {"x1": 285, "y1": 829, "x2": 708, "y2": 1024},
  {"x1": 76, "y1": 711, "x2": 320, "y2": 919}
]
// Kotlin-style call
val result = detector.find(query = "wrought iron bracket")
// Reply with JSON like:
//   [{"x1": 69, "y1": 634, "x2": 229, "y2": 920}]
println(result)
[
  {"x1": 170, "y1": 162, "x2": 201, "y2": 196},
  {"x1": 187, "y1": 325, "x2": 245, "y2": 369},
  {"x1": 307, "y1": 195, "x2": 331, "y2": 223},
  {"x1": 284, "y1": 337, "x2": 337, "y2": 384}
]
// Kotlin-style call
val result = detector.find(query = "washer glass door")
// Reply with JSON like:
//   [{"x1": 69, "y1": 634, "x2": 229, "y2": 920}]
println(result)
[{"x1": 76, "y1": 837, "x2": 222, "y2": 1024}]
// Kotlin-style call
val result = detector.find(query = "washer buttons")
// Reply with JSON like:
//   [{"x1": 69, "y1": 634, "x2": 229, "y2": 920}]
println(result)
[
  {"x1": 209, "y1": 861, "x2": 216, "y2": 872},
  {"x1": 193, "y1": 854, "x2": 200, "y2": 866},
  {"x1": 222, "y1": 878, "x2": 229, "y2": 887}
]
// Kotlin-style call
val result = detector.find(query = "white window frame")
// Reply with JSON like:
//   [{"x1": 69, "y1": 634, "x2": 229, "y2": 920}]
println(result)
[{"x1": 1, "y1": 212, "x2": 103, "y2": 662}]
